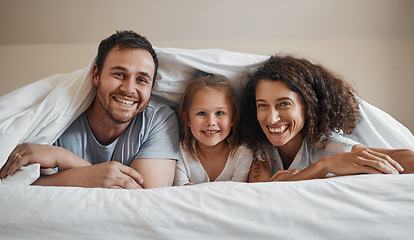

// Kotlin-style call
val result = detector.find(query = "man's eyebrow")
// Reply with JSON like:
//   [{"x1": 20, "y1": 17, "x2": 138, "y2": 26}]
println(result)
[
  {"x1": 109, "y1": 66, "x2": 152, "y2": 80},
  {"x1": 137, "y1": 71, "x2": 152, "y2": 80},
  {"x1": 110, "y1": 66, "x2": 127, "y2": 71}
]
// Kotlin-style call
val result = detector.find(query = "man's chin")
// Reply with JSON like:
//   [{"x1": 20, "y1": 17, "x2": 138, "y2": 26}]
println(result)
[{"x1": 108, "y1": 111, "x2": 138, "y2": 124}]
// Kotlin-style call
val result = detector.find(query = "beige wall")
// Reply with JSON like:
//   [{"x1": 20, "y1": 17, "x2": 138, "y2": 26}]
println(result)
[{"x1": 1, "y1": 0, "x2": 413, "y2": 132}]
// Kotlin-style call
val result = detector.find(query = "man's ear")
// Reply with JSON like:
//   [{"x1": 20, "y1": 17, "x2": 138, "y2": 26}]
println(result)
[{"x1": 92, "y1": 64, "x2": 99, "y2": 87}]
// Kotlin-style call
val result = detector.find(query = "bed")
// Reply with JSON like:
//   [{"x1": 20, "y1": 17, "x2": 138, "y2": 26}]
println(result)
[{"x1": 1, "y1": 47, "x2": 414, "y2": 239}]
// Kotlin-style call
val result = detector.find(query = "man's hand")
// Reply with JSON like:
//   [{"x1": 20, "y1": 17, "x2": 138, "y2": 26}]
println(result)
[
  {"x1": 33, "y1": 161, "x2": 144, "y2": 189},
  {"x1": 0, "y1": 143, "x2": 90, "y2": 179}
]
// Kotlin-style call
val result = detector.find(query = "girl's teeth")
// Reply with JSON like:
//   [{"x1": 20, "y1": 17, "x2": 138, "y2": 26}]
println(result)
[{"x1": 204, "y1": 130, "x2": 218, "y2": 134}]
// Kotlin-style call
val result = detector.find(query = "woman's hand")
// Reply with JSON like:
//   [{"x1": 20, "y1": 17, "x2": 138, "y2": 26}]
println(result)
[
  {"x1": 270, "y1": 169, "x2": 301, "y2": 181},
  {"x1": 320, "y1": 147, "x2": 404, "y2": 176}
]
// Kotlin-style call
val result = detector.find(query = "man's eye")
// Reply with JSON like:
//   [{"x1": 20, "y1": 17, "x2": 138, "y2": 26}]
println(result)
[
  {"x1": 113, "y1": 73, "x2": 124, "y2": 79},
  {"x1": 137, "y1": 78, "x2": 149, "y2": 84}
]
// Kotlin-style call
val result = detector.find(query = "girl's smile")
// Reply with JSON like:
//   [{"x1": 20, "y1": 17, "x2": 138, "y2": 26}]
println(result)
[{"x1": 187, "y1": 88, "x2": 233, "y2": 148}]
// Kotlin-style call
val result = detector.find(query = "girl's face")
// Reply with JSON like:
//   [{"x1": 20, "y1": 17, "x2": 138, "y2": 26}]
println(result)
[
  {"x1": 255, "y1": 79, "x2": 305, "y2": 151},
  {"x1": 187, "y1": 88, "x2": 233, "y2": 148}
]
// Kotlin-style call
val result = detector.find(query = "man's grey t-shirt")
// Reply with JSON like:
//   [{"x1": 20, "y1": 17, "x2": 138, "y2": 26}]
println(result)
[{"x1": 54, "y1": 98, "x2": 180, "y2": 166}]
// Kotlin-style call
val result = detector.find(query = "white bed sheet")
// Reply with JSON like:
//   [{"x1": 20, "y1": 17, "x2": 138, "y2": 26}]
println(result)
[{"x1": 1, "y1": 174, "x2": 413, "y2": 239}]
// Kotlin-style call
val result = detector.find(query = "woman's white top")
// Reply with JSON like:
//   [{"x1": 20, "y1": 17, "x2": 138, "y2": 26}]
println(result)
[{"x1": 173, "y1": 144, "x2": 253, "y2": 186}]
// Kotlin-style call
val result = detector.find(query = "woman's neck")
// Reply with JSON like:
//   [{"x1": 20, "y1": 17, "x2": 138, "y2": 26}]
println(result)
[{"x1": 277, "y1": 134, "x2": 304, "y2": 169}]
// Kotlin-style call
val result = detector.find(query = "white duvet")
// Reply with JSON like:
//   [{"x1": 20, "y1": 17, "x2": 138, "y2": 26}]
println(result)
[
  {"x1": 0, "y1": 47, "x2": 414, "y2": 239},
  {"x1": 1, "y1": 174, "x2": 413, "y2": 239}
]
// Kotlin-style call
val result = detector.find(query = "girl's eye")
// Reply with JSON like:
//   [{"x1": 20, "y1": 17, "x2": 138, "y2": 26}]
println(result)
[
  {"x1": 216, "y1": 111, "x2": 224, "y2": 116},
  {"x1": 196, "y1": 111, "x2": 206, "y2": 116},
  {"x1": 257, "y1": 103, "x2": 267, "y2": 109}
]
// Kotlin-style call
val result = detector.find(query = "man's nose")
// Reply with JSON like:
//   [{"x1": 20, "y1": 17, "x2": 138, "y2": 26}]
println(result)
[{"x1": 120, "y1": 78, "x2": 136, "y2": 95}]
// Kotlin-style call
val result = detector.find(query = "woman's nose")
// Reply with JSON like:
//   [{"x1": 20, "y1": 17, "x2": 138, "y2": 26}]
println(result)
[{"x1": 269, "y1": 109, "x2": 280, "y2": 123}]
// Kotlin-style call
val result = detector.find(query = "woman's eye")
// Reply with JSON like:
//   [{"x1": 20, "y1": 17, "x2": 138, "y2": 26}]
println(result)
[
  {"x1": 280, "y1": 102, "x2": 291, "y2": 107},
  {"x1": 257, "y1": 104, "x2": 267, "y2": 109}
]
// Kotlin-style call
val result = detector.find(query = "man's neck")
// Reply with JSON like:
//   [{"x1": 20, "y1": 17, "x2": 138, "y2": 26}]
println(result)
[{"x1": 85, "y1": 102, "x2": 131, "y2": 146}]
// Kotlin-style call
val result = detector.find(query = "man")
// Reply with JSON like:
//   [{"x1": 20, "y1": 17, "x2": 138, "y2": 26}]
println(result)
[{"x1": 0, "y1": 31, "x2": 180, "y2": 189}]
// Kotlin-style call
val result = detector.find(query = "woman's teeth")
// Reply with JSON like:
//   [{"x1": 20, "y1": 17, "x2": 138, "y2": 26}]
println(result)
[{"x1": 269, "y1": 125, "x2": 288, "y2": 133}]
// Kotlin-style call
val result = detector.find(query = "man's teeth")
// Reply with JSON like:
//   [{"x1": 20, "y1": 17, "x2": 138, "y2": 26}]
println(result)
[
  {"x1": 269, "y1": 125, "x2": 288, "y2": 133},
  {"x1": 115, "y1": 97, "x2": 134, "y2": 105}
]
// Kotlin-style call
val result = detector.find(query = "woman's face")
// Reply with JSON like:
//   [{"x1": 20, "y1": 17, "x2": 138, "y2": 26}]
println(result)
[{"x1": 255, "y1": 79, "x2": 305, "y2": 151}]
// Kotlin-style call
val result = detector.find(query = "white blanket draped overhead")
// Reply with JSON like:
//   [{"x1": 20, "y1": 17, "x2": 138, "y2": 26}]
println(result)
[{"x1": 0, "y1": 47, "x2": 413, "y2": 184}]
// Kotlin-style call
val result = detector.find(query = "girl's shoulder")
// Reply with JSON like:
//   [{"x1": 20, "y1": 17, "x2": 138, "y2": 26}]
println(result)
[
  {"x1": 230, "y1": 144, "x2": 254, "y2": 163},
  {"x1": 233, "y1": 144, "x2": 253, "y2": 154}
]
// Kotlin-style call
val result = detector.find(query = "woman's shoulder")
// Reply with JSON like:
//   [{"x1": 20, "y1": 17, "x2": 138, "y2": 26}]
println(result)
[{"x1": 314, "y1": 133, "x2": 360, "y2": 155}]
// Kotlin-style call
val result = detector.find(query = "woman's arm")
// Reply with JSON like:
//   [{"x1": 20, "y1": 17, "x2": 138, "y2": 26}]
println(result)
[
  {"x1": 274, "y1": 146, "x2": 407, "y2": 181},
  {"x1": 248, "y1": 160, "x2": 272, "y2": 182},
  {"x1": 352, "y1": 145, "x2": 414, "y2": 174}
]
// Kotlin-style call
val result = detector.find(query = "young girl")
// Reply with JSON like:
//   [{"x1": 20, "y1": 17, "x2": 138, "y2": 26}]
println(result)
[{"x1": 173, "y1": 74, "x2": 253, "y2": 186}]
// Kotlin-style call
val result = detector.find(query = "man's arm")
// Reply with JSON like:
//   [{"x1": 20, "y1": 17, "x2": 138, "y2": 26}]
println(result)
[
  {"x1": 1, "y1": 143, "x2": 145, "y2": 189},
  {"x1": 129, "y1": 158, "x2": 176, "y2": 188},
  {"x1": 32, "y1": 161, "x2": 144, "y2": 188},
  {"x1": 0, "y1": 143, "x2": 91, "y2": 178}
]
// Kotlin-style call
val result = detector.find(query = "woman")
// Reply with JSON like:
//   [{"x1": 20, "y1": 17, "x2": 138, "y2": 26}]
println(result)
[{"x1": 239, "y1": 54, "x2": 414, "y2": 182}]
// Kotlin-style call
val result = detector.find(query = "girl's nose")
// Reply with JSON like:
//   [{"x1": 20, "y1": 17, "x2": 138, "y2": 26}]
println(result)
[{"x1": 207, "y1": 114, "x2": 217, "y2": 126}]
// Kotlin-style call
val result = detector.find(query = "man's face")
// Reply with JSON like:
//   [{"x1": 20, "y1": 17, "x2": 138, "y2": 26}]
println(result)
[{"x1": 93, "y1": 47, "x2": 155, "y2": 124}]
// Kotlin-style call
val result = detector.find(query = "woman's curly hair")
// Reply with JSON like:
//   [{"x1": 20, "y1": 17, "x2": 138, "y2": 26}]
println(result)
[{"x1": 239, "y1": 54, "x2": 361, "y2": 151}]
